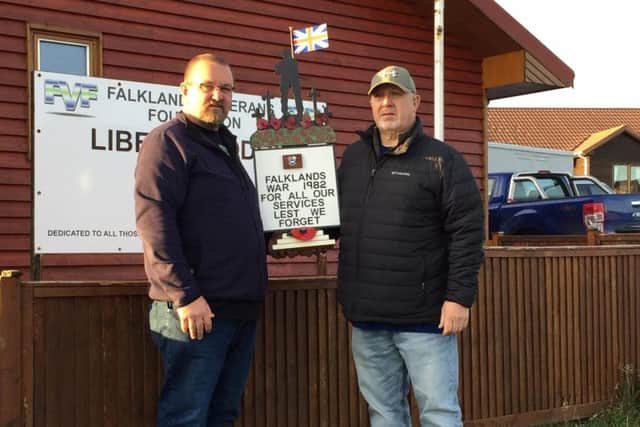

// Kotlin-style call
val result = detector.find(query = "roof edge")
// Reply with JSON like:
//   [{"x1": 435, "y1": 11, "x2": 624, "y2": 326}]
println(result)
[{"x1": 468, "y1": 0, "x2": 574, "y2": 88}]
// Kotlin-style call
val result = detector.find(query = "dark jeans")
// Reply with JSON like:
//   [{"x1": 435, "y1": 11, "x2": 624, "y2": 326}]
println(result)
[{"x1": 149, "y1": 301, "x2": 257, "y2": 427}]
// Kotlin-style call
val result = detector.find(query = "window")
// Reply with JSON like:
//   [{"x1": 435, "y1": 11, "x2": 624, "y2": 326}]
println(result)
[
  {"x1": 28, "y1": 24, "x2": 102, "y2": 76},
  {"x1": 511, "y1": 179, "x2": 541, "y2": 202},
  {"x1": 536, "y1": 177, "x2": 569, "y2": 199},
  {"x1": 38, "y1": 39, "x2": 89, "y2": 75},
  {"x1": 572, "y1": 178, "x2": 611, "y2": 196},
  {"x1": 613, "y1": 164, "x2": 640, "y2": 193},
  {"x1": 487, "y1": 177, "x2": 496, "y2": 198}
]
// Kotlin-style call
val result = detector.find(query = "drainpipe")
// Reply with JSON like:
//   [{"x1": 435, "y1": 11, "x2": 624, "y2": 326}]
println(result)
[{"x1": 434, "y1": 0, "x2": 444, "y2": 141}]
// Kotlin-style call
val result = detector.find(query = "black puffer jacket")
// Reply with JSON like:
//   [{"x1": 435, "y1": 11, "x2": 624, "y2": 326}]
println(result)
[{"x1": 337, "y1": 119, "x2": 484, "y2": 324}]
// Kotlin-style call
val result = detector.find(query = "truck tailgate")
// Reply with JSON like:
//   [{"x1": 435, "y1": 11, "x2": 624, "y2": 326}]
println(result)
[{"x1": 605, "y1": 195, "x2": 640, "y2": 232}]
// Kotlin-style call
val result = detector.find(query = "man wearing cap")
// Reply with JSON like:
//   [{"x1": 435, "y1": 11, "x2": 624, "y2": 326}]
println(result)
[{"x1": 335, "y1": 65, "x2": 484, "y2": 426}]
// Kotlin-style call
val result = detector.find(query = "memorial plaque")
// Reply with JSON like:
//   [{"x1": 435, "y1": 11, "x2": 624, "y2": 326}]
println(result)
[{"x1": 249, "y1": 53, "x2": 339, "y2": 250}]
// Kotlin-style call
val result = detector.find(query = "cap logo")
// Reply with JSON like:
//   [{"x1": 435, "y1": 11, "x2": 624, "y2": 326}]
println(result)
[{"x1": 384, "y1": 69, "x2": 399, "y2": 79}]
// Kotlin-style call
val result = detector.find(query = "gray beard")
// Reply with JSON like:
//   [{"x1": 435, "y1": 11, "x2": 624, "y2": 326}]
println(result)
[{"x1": 201, "y1": 110, "x2": 227, "y2": 126}]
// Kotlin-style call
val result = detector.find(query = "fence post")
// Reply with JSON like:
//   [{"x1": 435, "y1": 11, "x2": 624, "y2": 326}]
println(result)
[
  {"x1": 0, "y1": 269, "x2": 23, "y2": 427},
  {"x1": 316, "y1": 251, "x2": 327, "y2": 275}
]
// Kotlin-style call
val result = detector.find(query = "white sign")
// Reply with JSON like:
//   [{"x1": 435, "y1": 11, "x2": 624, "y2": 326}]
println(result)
[
  {"x1": 33, "y1": 71, "x2": 322, "y2": 253},
  {"x1": 254, "y1": 145, "x2": 340, "y2": 231}
]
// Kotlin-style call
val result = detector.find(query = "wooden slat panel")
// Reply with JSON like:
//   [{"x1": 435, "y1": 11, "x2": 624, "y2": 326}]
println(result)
[
  {"x1": 296, "y1": 290, "x2": 309, "y2": 426},
  {"x1": 307, "y1": 290, "x2": 319, "y2": 427},
  {"x1": 0, "y1": 135, "x2": 28, "y2": 153},
  {"x1": 0, "y1": 252, "x2": 30, "y2": 269},
  {"x1": 500, "y1": 255, "x2": 511, "y2": 415},
  {"x1": 0, "y1": 184, "x2": 30, "y2": 201},
  {"x1": 20, "y1": 285, "x2": 35, "y2": 427},
  {"x1": 491, "y1": 257, "x2": 504, "y2": 417},
  {"x1": 0, "y1": 17, "x2": 27, "y2": 37},
  {"x1": 38, "y1": 265, "x2": 147, "y2": 281},
  {"x1": 597, "y1": 256, "x2": 606, "y2": 401},
  {"x1": 559, "y1": 257, "x2": 568, "y2": 405},
  {"x1": 73, "y1": 298, "x2": 91, "y2": 426},
  {"x1": 0, "y1": 273, "x2": 22, "y2": 426},
  {"x1": 0, "y1": 100, "x2": 29, "y2": 117},
  {"x1": 571, "y1": 258, "x2": 581, "y2": 405},
  {"x1": 0, "y1": 217, "x2": 30, "y2": 233},
  {"x1": 515, "y1": 258, "x2": 526, "y2": 412},
  {"x1": 0, "y1": 234, "x2": 30, "y2": 250},
  {"x1": 0, "y1": 50, "x2": 26, "y2": 71},
  {"x1": 32, "y1": 292, "x2": 45, "y2": 426},
  {"x1": 477, "y1": 260, "x2": 488, "y2": 419},
  {"x1": 0, "y1": 168, "x2": 30, "y2": 185},
  {"x1": 87, "y1": 297, "x2": 105, "y2": 427},
  {"x1": 531, "y1": 256, "x2": 540, "y2": 411},
  {"x1": 508, "y1": 257, "x2": 518, "y2": 412},
  {"x1": 0, "y1": 113, "x2": 26, "y2": 133},
  {"x1": 0, "y1": 152, "x2": 30, "y2": 168},
  {"x1": 8, "y1": 246, "x2": 640, "y2": 427},
  {"x1": 584, "y1": 256, "x2": 594, "y2": 403}
]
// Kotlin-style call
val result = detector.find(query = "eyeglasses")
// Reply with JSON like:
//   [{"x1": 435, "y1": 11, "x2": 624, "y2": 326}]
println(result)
[{"x1": 186, "y1": 82, "x2": 234, "y2": 95}]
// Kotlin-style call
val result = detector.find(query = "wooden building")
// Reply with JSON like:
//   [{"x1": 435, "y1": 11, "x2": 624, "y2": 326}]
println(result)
[{"x1": 0, "y1": 0, "x2": 573, "y2": 280}]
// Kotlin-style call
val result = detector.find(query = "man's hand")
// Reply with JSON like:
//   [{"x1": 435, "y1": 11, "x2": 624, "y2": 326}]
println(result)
[
  {"x1": 438, "y1": 300, "x2": 470, "y2": 336},
  {"x1": 175, "y1": 296, "x2": 214, "y2": 340}
]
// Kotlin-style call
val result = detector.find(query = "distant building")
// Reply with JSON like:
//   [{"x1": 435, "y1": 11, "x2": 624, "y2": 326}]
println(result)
[
  {"x1": 488, "y1": 142, "x2": 574, "y2": 174},
  {"x1": 488, "y1": 108, "x2": 640, "y2": 192}
]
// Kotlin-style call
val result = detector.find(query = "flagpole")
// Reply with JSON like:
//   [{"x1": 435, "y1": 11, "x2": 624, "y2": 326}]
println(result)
[{"x1": 288, "y1": 26, "x2": 295, "y2": 57}]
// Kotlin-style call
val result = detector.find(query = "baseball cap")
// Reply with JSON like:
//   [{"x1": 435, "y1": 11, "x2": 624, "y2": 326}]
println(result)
[{"x1": 368, "y1": 65, "x2": 416, "y2": 95}]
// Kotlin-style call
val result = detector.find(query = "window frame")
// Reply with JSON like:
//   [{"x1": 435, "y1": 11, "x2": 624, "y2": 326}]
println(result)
[
  {"x1": 27, "y1": 23, "x2": 102, "y2": 76},
  {"x1": 612, "y1": 163, "x2": 640, "y2": 193},
  {"x1": 36, "y1": 37, "x2": 91, "y2": 76}
]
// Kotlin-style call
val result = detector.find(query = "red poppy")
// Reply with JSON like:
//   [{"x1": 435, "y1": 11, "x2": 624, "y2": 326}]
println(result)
[
  {"x1": 285, "y1": 115, "x2": 297, "y2": 130},
  {"x1": 257, "y1": 118, "x2": 269, "y2": 130},
  {"x1": 290, "y1": 227, "x2": 317, "y2": 241},
  {"x1": 270, "y1": 118, "x2": 282, "y2": 130},
  {"x1": 301, "y1": 115, "x2": 312, "y2": 128}
]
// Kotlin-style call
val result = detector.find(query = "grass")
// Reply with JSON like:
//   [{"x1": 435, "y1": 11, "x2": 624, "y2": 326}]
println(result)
[{"x1": 549, "y1": 365, "x2": 640, "y2": 426}]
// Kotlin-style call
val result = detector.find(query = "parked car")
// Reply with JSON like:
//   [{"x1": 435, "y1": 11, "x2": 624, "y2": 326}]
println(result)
[{"x1": 488, "y1": 171, "x2": 640, "y2": 235}]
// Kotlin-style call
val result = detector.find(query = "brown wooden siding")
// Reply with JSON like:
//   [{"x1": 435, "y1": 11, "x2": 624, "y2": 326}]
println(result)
[
  {"x1": 2, "y1": 245, "x2": 639, "y2": 426},
  {"x1": 589, "y1": 133, "x2": 640, "y2": 187},
  {"x1": 0, "y1": 0, "x2": 484, "y2": 279}
]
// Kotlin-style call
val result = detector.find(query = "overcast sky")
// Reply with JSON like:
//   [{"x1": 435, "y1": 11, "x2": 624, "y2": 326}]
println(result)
[{"x1": 490, "y1": 0, "x2": 640, "y2": 108}]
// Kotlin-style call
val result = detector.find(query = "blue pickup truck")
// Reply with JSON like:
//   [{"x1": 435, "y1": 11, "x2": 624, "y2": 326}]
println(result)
[{"x1": 489, "y1": 171, "x2": 640, "y2": 235}]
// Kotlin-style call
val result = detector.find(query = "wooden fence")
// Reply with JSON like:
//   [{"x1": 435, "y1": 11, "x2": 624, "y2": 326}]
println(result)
[
  {"x1": 2, "y1": 244, "x2": 639, "y2": 426},
  {"x1": 488, "y1": 230, "x2": 640, "y2": 247}
]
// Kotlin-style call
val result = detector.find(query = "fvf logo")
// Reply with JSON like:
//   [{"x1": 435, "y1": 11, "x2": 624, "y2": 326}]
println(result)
[{"x1": 44, "y1": 79, "x2": 98, "y2": 111}]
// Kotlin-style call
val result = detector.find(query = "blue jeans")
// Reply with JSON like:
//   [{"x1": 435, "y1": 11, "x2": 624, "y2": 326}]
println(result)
[
  {"x1": 149, "y1": 301, "x2": 257, "y2": 427},
  {"x1": 351, "y1": 327, "x2": 462, "y2": 427}
]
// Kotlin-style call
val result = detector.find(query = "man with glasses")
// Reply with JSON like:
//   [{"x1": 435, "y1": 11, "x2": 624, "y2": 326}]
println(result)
[{"x1": 135, "y1": 53, "x2": 268, "y2": 426}]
